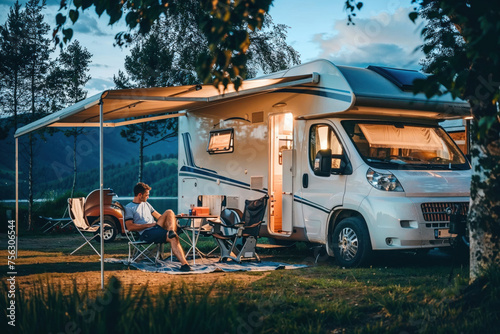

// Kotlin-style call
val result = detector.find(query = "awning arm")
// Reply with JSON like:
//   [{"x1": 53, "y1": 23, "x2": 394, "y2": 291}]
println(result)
[{"x1": 48, "y1": 111, "x2": 187, "y2": 128}]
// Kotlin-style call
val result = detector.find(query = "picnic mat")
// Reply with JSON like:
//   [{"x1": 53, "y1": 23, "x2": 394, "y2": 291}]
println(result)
[{"x1": 105, "y1": 257, "x2": 307, "y2": 275}]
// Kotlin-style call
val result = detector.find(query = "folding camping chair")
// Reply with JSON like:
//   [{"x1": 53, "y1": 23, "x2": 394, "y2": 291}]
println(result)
[
  {"x1": 123, "y1": 218, "x2": 165, "y2": 265},
  {"x1": 39, "y1": 215, "x2": 73, "y2": 233},
  {"x1": 210, "y1": 195, "x2": 268, "y2": 263},
  {"x1": 68, "y1": 197, "x2": 112, "y2": 256}
]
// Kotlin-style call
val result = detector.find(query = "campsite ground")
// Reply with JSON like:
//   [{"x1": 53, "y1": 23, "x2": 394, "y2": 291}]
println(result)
[
  {"x1": 1, "y1": 231, "x2": 469, "y2": 293},
  {"x1": 4, "y1": 232, "x2": 494, "y2": 333},
  {"x1": 1, "y1": 231, "x2": 470, "y2": 296},
  {"x1": 1, "y1": 233, "x2": 279, "y2": 293}
]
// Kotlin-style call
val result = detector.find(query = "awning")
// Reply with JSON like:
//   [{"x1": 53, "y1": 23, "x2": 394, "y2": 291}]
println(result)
[{"x1": 14, "y1": 73, "x2": 319, "y2": 138}]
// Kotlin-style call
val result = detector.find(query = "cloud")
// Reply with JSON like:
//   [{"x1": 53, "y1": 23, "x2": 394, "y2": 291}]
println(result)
[
  {"x1": 91, "y1": 63, "x2": 112, "y2": 69},
  {"x1": 85, "y1": 78, "x2": 115, "y2": 95},
  {"x1": 71, "y1": 15, "x2": 113, "y2": 37},
  {"x1": 313, "y1": 7, "x2": 424, "y2": 69}
]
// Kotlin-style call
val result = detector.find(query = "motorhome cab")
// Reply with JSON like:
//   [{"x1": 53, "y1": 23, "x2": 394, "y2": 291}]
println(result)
[{"x1": 178, "y1": 59, "x2": 471, "y2": 267}]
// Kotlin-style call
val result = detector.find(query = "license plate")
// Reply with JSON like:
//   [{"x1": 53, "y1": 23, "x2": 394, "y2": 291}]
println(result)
[{"x1": 435, "y1": 229, "x2": 457, "y2": 239}]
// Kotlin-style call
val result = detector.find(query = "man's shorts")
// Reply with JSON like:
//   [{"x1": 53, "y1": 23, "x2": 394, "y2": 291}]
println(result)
[{"x1": 140, "y1": 225, "x2": 167, "y2": 243}]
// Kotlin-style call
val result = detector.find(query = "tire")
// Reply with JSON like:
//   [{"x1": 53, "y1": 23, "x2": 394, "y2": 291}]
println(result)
[
  {"x1": 331, "y1": 217, "x2": 372, "y2": 268},
  {"x1": 94, "y1": 218, "x2": 117, "y2": 243}
]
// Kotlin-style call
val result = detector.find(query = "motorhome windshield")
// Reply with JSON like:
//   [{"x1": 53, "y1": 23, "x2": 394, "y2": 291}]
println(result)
[{"x1": 342, "y1": 120, "x2": 470, "y2": 170}]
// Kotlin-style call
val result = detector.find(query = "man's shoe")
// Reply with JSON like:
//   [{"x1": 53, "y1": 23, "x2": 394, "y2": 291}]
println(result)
[
  {"x1": 167, "y1": 230, "x2": 177, "y2": 239},
  {"x1": 180, "y1": 264, "x2": 191, "y2": 272}
]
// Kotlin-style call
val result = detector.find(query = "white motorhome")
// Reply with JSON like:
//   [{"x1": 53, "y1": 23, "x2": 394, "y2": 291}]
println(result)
[{"x1": 177, "y1": 59, "x2": 471, "y2": 267}]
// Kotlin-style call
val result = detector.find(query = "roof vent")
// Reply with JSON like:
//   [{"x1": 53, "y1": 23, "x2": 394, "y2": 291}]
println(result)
[{"x1": 367, "y1": 65, "x2": 427, "y2": 91}]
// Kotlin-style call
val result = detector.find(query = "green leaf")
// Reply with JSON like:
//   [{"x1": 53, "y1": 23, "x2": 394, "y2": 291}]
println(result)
[
  {"x1": 409, "y1": 11, "x2": 419, "y2": 23},
  {"x1": 56, "y1": 13, "x2": 66, "y2": 26},
  {"x1": 62, "y1": 28, "x2": 73, "y2": 43},
  {"x1": 125, "y1": 11, "x2": 139, "y2": 29},
  {"x1": 69, "y1": 9, "x2": 79, "y2": 24},
  {"x1": 81, "y1": 0, "x2": 93, "y2": 10},
  {"x1": 59, "y1": 0, "x2": 68, "y2": 10}
]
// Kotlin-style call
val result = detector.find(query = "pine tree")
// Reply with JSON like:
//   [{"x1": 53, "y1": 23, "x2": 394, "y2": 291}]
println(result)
[
  {"x1": 57, "y1": 40, "x2": 92, "y2": 197},
  {"x1": 23, "y1": 0, "x2": 53, "y2": 229},
  {"x1": 0, "y1": 0, "x2": 28, "y2": 133}
]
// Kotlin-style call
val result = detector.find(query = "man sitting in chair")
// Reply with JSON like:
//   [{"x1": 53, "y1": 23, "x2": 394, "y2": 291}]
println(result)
[{"x1": 124, "y1": 182, "x2": 191, "y2": 272}]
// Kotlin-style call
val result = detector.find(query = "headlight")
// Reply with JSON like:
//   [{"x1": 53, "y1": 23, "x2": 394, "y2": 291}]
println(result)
[{"x1": 366, "y1": 168, "x2": 404, "y2": 192}]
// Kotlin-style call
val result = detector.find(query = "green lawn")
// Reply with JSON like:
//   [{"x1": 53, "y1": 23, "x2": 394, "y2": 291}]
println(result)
[{"x1": 1, "y1": 233, "x2": 498, "y2": 333}]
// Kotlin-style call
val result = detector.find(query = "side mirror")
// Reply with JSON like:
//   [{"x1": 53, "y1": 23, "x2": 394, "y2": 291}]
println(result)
[
  {"x1": 314, "y1": 150, "x2": 353, "y2": 177},
  {"x1": 314, "y1": 149, "x2": 332, "y2": 177},
  {"x1": 331, "y1": 154, "x2": 353, "y2": 175}
]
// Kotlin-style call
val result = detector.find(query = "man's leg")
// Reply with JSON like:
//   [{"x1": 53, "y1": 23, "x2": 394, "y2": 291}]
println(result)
[
  {"x1": 157, "y1": 210, "x2": 189, "y2": 266},
  {"x1": 157, "y1": 209, "x2": 178, "y2": 232},
  {"x1": 168, "y1": 236, "x2": 189, "y2": 266}
]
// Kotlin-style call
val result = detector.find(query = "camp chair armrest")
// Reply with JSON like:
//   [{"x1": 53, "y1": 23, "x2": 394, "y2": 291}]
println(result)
[
  {"x1": 244, "y1": 221, "x2": 264, "y2": 230},
  {"x1": 209, "y1": 220, "x2": 239, "y2": 230}
]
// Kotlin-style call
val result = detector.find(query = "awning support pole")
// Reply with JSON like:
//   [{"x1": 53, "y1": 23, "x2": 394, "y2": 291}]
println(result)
[{"x1": 100, "y1": 99, "x2": 104, "y2": 290}]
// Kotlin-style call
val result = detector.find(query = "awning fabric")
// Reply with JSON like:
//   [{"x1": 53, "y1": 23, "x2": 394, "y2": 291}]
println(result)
[{"x1": 14, "y1": 73, "x2": 318, "y2": 138}]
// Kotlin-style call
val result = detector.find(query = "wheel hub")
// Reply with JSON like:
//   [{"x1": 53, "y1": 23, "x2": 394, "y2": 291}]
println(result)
[{"x1": 338, "y1": 227, "x2": 358, "y2": 260}]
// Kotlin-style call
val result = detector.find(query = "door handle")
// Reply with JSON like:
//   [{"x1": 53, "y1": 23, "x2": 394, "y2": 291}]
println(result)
[{"x1": 302, "y1": 173, "x2": 309, "y2": 188}]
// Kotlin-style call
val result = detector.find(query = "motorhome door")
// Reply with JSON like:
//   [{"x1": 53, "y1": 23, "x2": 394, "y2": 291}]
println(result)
[
  {"x1": 300, "y1": 121, "x2": 347, "y2": 242},
  {"x1": 269, "y1": 113, "x2": 294, "y2": 234}
]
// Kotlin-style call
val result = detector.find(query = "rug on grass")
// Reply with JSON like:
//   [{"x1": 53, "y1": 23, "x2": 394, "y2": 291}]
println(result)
[{"x1": 105, "y1": 257, "x2": 307, "y2": 275}]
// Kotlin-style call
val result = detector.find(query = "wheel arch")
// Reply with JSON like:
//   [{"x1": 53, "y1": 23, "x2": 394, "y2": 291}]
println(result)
[
  {"x1": 326, "y1": 209, "x2": 367, "y2": 257},
  {"x1": 103, "y1": 214, "x2": 121, "y2": 234}
]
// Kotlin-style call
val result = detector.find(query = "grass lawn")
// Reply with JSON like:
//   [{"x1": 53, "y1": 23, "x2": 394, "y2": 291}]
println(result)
[{"x1": 1, "y1": 232, "x2": 498, "y2": 333}]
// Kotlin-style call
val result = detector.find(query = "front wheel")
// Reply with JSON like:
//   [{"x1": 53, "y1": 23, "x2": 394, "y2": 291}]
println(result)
[{"x1": 331, "y1": 217, "x2": 372, "y2": 268}]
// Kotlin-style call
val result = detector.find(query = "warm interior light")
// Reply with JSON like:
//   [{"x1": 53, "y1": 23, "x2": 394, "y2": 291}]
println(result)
[
  {"x1": 283, "y1": 113, "x2": 293, "y2": 135},
  {"x1": 318, "y1": 126, "x2": 329, "y2": 149},
  {"x1": 273, "y1": 102, "x2": 287, "y2": 108}
]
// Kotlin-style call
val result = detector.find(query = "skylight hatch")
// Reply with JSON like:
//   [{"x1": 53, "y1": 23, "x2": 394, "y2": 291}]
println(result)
[{"x1": 367, "y1": 65, "x2": 428, "y2": 91}]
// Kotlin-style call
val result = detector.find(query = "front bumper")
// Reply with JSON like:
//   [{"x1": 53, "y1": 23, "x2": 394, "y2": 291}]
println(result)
[{"x1": 359, "y1": 195, "x2": 469, "y2": 250}]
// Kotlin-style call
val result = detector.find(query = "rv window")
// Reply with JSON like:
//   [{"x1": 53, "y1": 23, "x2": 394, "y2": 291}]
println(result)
[
  {"x1": 207, "y1": 128, "x2": 234, "y2": 154},
  {"x1": 309, "y1": 124, "x2": 344, "y2": 172}
]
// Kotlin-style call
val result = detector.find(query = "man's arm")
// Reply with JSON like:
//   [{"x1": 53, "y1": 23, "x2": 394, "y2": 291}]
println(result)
[
  {"x1": 125, "y1": 219, "x2": 156, "y2": 232},
  {"x1": 152, "y1": 211, "x2": 161, "y2": 220}
]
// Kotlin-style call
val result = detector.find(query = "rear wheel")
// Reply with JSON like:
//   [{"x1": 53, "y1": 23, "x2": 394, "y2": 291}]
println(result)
[
  {"x1": 94, "y1": 217, "x2": 118, "y2": 242},
  {"x1": 332, "y1": 217, "x2": 372, "y2": 268}
]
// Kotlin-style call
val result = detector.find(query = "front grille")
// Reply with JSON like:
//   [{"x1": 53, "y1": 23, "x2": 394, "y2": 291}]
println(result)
[
  {"x1": 421, "y1": 202, "x2": 469, "y2": 222},
  {"x1": 425, "y1": 222, "x2": 449, "y2": 229}
]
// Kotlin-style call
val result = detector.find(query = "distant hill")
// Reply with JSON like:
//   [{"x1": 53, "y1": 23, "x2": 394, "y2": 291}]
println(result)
[
  {"x1": 0, "y1": 125, "x2": 178, "y2": 200},
  {"x1": 39, "y1": 157, "x2": 178, "y2": 198}
]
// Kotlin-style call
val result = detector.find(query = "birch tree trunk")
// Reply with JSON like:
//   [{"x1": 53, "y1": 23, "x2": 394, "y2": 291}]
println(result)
[{"x1": 468, "y1": 111, "x2": 500, "y2": 280}]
